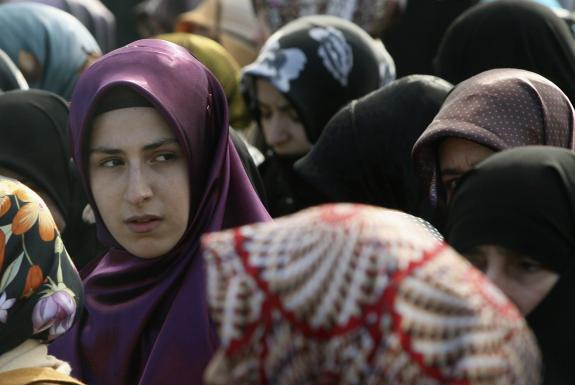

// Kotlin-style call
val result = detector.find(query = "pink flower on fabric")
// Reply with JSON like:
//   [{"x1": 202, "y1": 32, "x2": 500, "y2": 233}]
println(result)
[
  {"x1": 0, "y1": 292, "x2": 15, "y2": 323},
  {"x1": 32, "y1": 289, "x2": 76, "y2": 339}
]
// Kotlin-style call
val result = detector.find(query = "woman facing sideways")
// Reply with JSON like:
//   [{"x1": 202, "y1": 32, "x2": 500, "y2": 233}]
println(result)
[{"x1": 49, "y1": 39, "x2": 270, "y2": 385}]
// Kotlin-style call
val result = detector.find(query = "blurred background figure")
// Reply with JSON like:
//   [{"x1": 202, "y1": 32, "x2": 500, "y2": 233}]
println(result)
[
  {"x1": 434, "y1": 0, "x2": 575, "y2": 106},
  {"x1": 0, "y1": 0, "x2": 116, "y2": 52},
  {"x1": 174, "y1": 0, "x2": 261, "y2": 66},
  {"x1": 0, "y1": 49, "x2": 28, "y2": 92},
  {"x1": 0, "y1": 89, "x2": 104, "y2": 270},
  {"x1": 242, "y1": 15, "x2": 395, "y2": 217},
  {"x1": 0, "y1": 2, "x2": 101, "y2": 99},
  {"x1": 295, "y1": 75, "x2": 452, "y2": 226}
]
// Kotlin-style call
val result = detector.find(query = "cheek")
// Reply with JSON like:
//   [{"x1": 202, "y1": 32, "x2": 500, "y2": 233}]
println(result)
[{"x1": 521, "y1": 273, "x2": 560, "y2": 315}]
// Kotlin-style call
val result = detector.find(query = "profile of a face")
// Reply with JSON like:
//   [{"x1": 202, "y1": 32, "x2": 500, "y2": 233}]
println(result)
[
  {"x1": 256, "y1": 79, "x2": 311, "y2": 156},
  {"x1": 89, "y1": 106, "x2": 190, "y2": 259},
  {"x1": 465, "y1": 245, "x2": 559, "y2": 315},
  {"x1": 438, "y1": 137, "x2": 495, "y2": 201}
]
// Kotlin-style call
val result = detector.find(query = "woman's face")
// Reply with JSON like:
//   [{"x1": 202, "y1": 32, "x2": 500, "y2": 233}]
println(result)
[
  {"x1": 256, "y1": 79, "x2": 311, "y2": 156},
  {"x1": 89, "y1": 107, "x2": 190, "y2": 259},
  {"x1": 465, "y1": 245, "x2": 559, "y2": 315},
  {"x1": 438, "y1": 137, "x2": 495, "y2": 201}
]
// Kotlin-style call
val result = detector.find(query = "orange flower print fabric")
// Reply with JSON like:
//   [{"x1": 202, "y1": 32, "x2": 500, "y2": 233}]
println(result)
[
  {"x1": 12, "y1": 188, "x2": 56, "y2": 241},
  {"x1": 202, "y1": 204, "x2": 541, "y2": 385},
  {"x1": 0, "y1": 178, "x2": 83, "y2": 354}
]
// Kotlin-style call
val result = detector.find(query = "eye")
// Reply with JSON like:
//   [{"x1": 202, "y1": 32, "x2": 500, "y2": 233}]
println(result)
[
  {"x1": 515, "y1": 258, "x2": 545, "y2": 274},
  {"x1": 259, "y1": 109, "x2": 272, "y2": 120},
  {"x1": 153, "y1": 152, "x2": 178, "y2": 163},
  {"x1": 287, "y1": 108, "x2": 301, "y2": 123},
  {"x1": 442, "y1": 177, "x2": 460, "y2": 199},
  {"x1": 99, "y1": 158, "x2": 124, "y2": 168},
  {"x1": 465, "y1": 252, "x2": 487, "y2": 272}
]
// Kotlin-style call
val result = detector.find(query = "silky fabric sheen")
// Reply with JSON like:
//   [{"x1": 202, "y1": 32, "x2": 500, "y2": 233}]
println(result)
[{"x1": 49, "y1": 39, "x2": 271, "y2": 385}]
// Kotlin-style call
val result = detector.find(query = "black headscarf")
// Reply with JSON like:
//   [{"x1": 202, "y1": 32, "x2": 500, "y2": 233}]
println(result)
[
  {"x1": 242, "y1": 14, "x2": 394, "y2": 144},
  {"x1": 0, "y1": 49, "x2": 28, "y2": 92},
  {"x1": 435, "y1": 0, "x2": 575, "y2": 106},
  {"x1": 382, "y1": 0, "x2": 479, "y2": 77},
  {"x1": 0, "y1": 89, "x2": 102, "y2": 268},
  {"x1": 446, "y1": 146, "x2": 575, "y2": 385},
  {"x1": 295, "y1": 75, "x2": 452, "y2": 223}
]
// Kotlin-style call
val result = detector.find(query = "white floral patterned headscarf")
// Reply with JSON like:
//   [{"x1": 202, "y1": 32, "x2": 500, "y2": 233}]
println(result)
[
  {"x1": 242, "y1": 15, "x2": 395, "y2": 143},
  {"x1": 0, "y1": 178, "x2": 83, "y2": 354},
  {"x1": 202, "y1": 204, "x2": 540, "y2": 385}
]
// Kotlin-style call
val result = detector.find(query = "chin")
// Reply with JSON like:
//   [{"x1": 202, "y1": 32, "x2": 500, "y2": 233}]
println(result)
[{"x1": 124, "y1": 240, "x2": 174, "y2": 259}]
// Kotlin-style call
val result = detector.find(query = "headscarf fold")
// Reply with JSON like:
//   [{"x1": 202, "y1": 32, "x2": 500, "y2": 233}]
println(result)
[
  {"x1": 242, "y1": 15, "x2": 395, "y2": 143},
  {"x1": 0, "y1": 179, "x2": 83, "y2": 355},
  {"x1": 202, "y1": 203, "x2": 540, "y2": 385},
  {"x1": 0, "y1": 49, "x2": 27, "y2": 92},
  {"x1": 435, "y1": 0, "x2": 575, "y2": 106},
  {"x1": 157, "y1": 32, "x2": 252, "y2": 129},
  {"x1": 49, "y1": 38, "x2": 270, "y2": 385},
  {"x1": 0, "y1": 89, "x2": 100, "y2": 269},
  {"x1": 0, "y1": 2, "x2": 101, "y2": 99},
  {"x1": 412, "y1": 68, "x2": 575, "y2": 205},
  {"x1": 446, "y1": 146, "x2": 575, "y2": 385},
  {"x1": 0, "y1": 0, "x2": 116, "y2": 53},
  {"x1": 252, "y1": 0, "x2": 391, "y2": 36},
  {"x1": 295, "y1": 75, "x2": 451, "y2": 223}
]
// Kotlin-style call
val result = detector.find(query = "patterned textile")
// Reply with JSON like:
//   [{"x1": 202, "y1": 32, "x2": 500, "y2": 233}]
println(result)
[
  {"x1": 252, "y1": 0, "x2": 390, "y2": 36},
  {"x1": 243, "y1": 15, "x2": 395, "y2": 144},
  {"x1": 412, "y1": 68, "x2": 575, "y2": 205},
  {"x1": 0, "y1": 179, "x2": 83, "y2": 355},
  {"x1": 202, "y1": 204, "x2": 541, "y2": 385}
]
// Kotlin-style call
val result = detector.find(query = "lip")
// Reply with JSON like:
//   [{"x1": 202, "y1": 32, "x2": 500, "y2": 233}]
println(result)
[{"x1": 124, "y1": 214, "x2": 162, "y2": 234}]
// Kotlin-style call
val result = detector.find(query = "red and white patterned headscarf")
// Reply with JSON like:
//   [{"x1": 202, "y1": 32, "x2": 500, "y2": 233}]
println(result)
[{"x1": 202, "y1": 204, "x2": 540, "y2": 385}]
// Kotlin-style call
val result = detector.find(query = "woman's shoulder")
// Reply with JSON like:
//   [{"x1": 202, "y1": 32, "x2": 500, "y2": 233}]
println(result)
[{"x1": 0, "y1": 367, "x2": 85, "y2": 385}]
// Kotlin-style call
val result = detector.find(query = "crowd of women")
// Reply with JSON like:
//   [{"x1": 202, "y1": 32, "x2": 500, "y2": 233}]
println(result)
[{"x1": 0, "y1": 0, "x2": 573, "y2": 384}]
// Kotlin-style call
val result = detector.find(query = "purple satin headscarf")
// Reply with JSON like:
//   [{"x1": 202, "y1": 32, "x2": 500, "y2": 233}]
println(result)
[{"x1": 49, "y1": 39, "x2": 271, "y2": 385}]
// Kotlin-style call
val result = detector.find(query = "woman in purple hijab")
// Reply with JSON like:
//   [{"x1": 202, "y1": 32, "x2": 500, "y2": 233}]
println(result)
[{"x1": 49, "y1": 38, "x2": 271, "y2": 385}]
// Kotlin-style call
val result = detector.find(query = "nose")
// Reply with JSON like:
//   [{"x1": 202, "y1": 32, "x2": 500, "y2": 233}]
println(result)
[
  {"x1": 484, "y1": 266, "x2": 519, "y2": 308},
  {"x1": 264, "y1": 116, "x2": 289, "y2": 147},
  {"x1": 124, "y1": 165, "x2": 153, "y2": 206}
]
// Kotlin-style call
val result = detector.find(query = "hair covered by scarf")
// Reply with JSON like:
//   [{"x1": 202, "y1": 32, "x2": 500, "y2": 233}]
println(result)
[
  {"x1": 0, "y1": 178, "x2": 83, "y2": 355},
  {"x1": 0, "y1": 2, "x2": 101, "y2": 99},
  {"x1": 202, "y1": 204, "x2": 540, "y2": 385},
  {"x1": 412, "y1": 68, "x2": 575, "y2": 205}
]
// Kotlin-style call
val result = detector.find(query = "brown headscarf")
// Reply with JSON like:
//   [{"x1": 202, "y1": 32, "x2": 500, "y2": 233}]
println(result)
[
  {"x1": 412, "y1": 68, "x2": 575, "y2": 205},
  {"x1": 202, "y1": 204, "x2": 541, "y2": 385}
]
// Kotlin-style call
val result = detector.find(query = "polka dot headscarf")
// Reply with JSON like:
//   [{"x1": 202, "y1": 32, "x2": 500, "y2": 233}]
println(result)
[{"x1": 412, "y1": 68, "x2": 575, "y2": 204}]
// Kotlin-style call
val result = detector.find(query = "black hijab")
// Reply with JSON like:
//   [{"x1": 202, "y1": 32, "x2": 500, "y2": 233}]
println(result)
[
  {"x1": 435, "y1": 0, "x2": 575, "y2": 106},
  {"x1": 0, "y1": 49, "x2": 28, "y2": 91},
  {"x1": 447, "y1": 146, "x2": 575, "y2": 385},
  {"x1": 242, "y1": 14, "x2": 393, "y2": 144},
  {"x1": 295, "y1": 75, "x2": 452, "y2": 222},
  {"x1": 0, "y1": 89, "x2": 102, "y2": 268}
]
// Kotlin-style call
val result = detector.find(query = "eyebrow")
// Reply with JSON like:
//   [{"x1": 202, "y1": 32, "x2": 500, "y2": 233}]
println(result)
[
  {"x1": 257, "y1": 101, "x2": 294, "y2": 112},
  {"x1": 90, "y1": 137, "x2": 178, "y2": 155}
]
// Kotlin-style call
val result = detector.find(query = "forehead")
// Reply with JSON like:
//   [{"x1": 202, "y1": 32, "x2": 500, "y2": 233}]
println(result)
[
  {"x1": 255, "y1": 78, "x2": 290, "y2": 106},
  {"x1": 90, "y1": 107, "x2": 176, "y2": 147}
]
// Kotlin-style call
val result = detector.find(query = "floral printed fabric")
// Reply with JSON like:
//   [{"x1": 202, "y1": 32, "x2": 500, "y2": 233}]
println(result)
[
  {"x1": 202, "y1": 204, "x2": 541, "y2": 385},
  {"x1": 0, "y1": 178, "x2": 83, "y2": 355}
]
